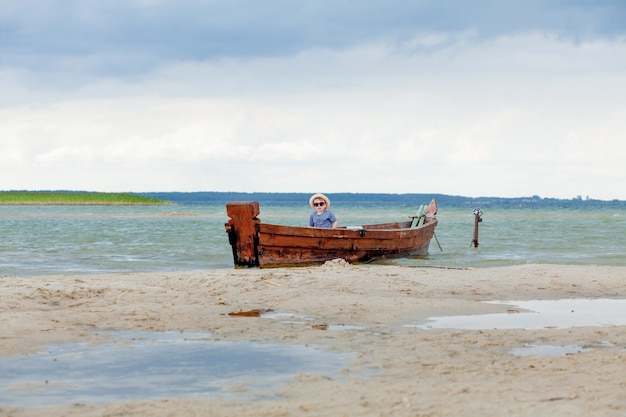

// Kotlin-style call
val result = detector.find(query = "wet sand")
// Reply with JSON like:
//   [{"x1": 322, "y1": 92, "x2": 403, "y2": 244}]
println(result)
[{"x1": 1, "y1": 263, "x2": 625, "y2": 416}]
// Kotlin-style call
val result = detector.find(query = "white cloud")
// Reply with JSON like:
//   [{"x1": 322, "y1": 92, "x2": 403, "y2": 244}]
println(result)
[{"x1": 1, "y1": 17, "x2": 625, "y2": 199}]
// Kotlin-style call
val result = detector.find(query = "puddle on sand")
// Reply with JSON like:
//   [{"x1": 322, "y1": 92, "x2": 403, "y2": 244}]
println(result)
[
  {"x1": 0, "y1": 331, "x2": 350, "y2": 407},
  {"x1": 409, "y1": 298, "x2": 626, "y2": 330},
  {"x1": 327, "y1": 324, "x2": 364, "y2": 331},
  {"x1": 260, "y1": 311, "x2": 364, "y2": 331},
  {"x1": 510, "y1": 344, "x2": 593, "y2": 356},
  {"x1": 260, "y1": 311, "x2": 313, "y2": 323}
]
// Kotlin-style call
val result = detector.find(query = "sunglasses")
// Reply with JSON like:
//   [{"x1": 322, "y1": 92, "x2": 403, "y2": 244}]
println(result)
[{"x1": 313, "y1": 202, "x2": 325, "y2": 207}]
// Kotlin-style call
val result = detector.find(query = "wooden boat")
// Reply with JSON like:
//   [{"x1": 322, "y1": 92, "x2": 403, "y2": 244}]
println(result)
[{"x1": 225, "y1": 199, "x2": 438, "y2": 268}]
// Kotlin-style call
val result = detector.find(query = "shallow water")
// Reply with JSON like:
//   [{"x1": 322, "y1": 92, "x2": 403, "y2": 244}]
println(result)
[
  {"x1": 261, "y1": 311, "x2": 365, "y2": 331},
  {"x1": 1, "y1": 202, "x2": 625, "y2": 276},
  {"x1": 509, "y1": 344, "x2": 593, "y2": 356},
  {"x1": 0, "y1": 331, "x2": 350, "y2": 406},
  {"x1": 411, "y1": 298, "x2": 626, "y2": 330}
]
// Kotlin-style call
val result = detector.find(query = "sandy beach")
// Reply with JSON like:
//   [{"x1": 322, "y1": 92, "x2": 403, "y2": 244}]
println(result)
[{"x1": 1, "y1": 262, "x2": 625, "y2": 416}]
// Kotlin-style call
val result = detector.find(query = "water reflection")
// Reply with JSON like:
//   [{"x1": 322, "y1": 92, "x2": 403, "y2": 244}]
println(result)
[
  {"x1": 0, "y1": 331, "x2": 350, "y2": 406},
  {"x1": 510, "y1": 344, "x2": 593, "y2": 356},
  {"x1": 410, "y1": 298, "x2": 626, "y2": 330}
]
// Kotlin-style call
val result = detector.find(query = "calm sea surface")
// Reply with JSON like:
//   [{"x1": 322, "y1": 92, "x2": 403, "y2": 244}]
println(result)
[{"x1": 1, "y1": 199, "x2": 625, "y2": 276}]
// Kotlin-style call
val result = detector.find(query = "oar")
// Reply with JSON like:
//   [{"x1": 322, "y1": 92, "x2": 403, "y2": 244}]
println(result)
[
  {"x1": 411, "y1": 205, "x2": 425, "y2": 228},
  {"x1": 417, "y1": 205, "x2": 427, "y2": 226}
]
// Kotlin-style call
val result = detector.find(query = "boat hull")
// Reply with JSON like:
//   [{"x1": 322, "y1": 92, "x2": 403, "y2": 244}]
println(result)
[{"x1": 225, "y1": 199, "x2": 438, "y2": 268}]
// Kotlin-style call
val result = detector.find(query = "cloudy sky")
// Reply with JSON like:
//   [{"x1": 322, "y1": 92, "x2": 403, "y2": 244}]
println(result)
[{"x1": 1, "y1": 1, "x2": 625, "y2": 199}]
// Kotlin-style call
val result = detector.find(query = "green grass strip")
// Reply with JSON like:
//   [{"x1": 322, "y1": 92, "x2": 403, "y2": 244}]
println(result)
[{"x1": 0, "y1": 192, "x2": 168, "y2": 205}]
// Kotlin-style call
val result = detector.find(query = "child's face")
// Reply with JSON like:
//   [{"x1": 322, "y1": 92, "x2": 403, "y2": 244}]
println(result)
[{"x1": 313, "y1": 199, "x2": 326, "y2": 213}]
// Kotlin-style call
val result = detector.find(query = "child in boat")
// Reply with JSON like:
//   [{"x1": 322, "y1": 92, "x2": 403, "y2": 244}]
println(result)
[{"x1": 309, "y1": 193, "x2": 338, "y2": 228}]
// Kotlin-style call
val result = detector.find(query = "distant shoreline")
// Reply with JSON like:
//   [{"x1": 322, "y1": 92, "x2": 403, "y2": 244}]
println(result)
[
  {"x1": 0, "y1": 192, "x2": 168, "y2": 206},
  {"x1": 2, "y1": 191, "x2": 624, "y2": 208}
]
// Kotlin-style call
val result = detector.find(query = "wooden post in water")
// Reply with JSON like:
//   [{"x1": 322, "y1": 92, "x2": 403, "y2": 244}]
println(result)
[{"x1": 471, "y1": 208, "x2": 482, "y2": 248}]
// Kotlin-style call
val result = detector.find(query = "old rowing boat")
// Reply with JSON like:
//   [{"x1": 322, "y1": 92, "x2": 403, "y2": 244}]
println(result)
[{"x1": 225, "y1": 199, "x2": 438, "y2": 268}]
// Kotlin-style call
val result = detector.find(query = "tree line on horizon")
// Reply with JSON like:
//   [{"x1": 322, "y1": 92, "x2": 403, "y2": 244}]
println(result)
[{"x1": 137, "y1": 192, "x2": 625, "y2": 208}]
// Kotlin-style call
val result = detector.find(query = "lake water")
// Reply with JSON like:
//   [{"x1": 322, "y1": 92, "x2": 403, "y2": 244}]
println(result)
[{"x1": 1, "y1": 196, "x2": 625, "y2": 276}]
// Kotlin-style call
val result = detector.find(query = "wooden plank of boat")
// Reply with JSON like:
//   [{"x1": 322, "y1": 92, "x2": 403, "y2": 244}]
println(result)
[
  {"x1": 417, "y1": 210, "x2": 426, "y2": 227},
  {"x1": 225, "y1": 198, "x2": 438, "y2": 268},
  {"x1": 411, "y1": 204, "x2": 424, "y2": 228}
]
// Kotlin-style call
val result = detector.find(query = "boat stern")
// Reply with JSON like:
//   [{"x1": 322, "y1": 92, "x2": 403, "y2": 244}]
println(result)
[{"x1": 225, "y1": 201, "x2": 261, "y2": 267}]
